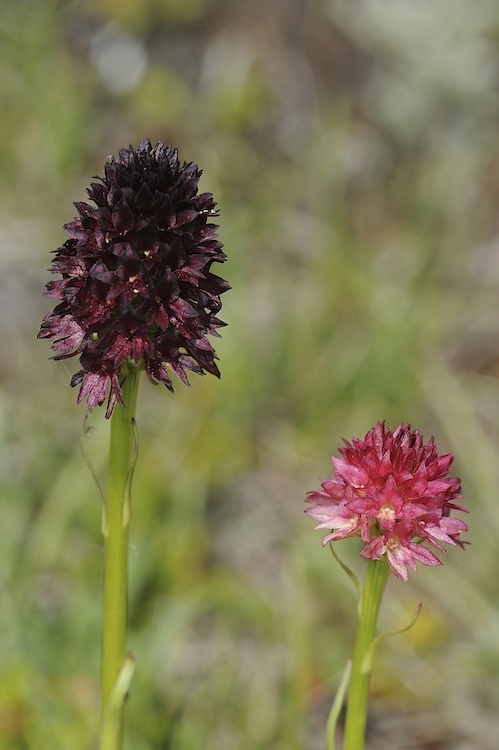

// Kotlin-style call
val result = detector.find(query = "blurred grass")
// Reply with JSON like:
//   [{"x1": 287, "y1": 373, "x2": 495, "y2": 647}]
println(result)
[{"x1": 2, "y1": 0, "x2": 499, "y2": 748}]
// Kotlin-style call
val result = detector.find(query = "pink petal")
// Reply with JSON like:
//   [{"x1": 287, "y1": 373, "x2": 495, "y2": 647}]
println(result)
[
  {"x1": 332, "y1": 457, "x2": 369, "y2": 488},
  {"x1": 407, "y1": 542, "x2": 442, "y2": 567},
  {"x1": 320, "y1": 478, "x2": 346, "y2": 500},
  {"x1": 360, "y1": 536, "x2": 386, "y2": 560}
]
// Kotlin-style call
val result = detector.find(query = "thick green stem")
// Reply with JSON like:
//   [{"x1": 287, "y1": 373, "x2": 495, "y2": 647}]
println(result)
[
  {"x1": 100, "y1": 366, "x2": 140, "y2": 738},
  {"x1": 343, "y1": 558, "x2": 390, "y2": 750}
]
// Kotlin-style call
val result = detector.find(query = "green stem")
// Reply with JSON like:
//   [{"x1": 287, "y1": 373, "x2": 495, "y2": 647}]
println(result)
[
  {"x1": 343, "y1": 558, "x2": 390, "y2": 750},
  {"x1": 100, "y1": 366, "x2": 140, "y2": 740}
]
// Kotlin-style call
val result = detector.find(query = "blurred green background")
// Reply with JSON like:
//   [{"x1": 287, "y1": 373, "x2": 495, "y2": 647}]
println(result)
[{"x1": 2, "y1": 0, "x2": 499, "y2": 748}]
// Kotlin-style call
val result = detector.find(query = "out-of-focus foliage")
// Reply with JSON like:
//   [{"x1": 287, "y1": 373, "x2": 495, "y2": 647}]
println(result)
[{"x1": 2, "y1": 0, "x2": 499, "y2": 747}]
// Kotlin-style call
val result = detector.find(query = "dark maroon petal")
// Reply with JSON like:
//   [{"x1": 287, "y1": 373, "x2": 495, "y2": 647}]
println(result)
[
  {"x1": 112, "y1": 198, "x2": 135, "y2": 232},
  {"x1": 89, "y1": 260, "x2": 115, "y2": 284},
  {"x1": 84, "y1": 374, "x2": 109, "y2": 407},
  {"x1": 134, "y1": 182, "x2": 156, "y2": 211}
]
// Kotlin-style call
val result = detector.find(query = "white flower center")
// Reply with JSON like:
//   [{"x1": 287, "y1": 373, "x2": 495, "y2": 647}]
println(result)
[{"x1": 378, "y1": 503, "x2": 396, "y2": 525}]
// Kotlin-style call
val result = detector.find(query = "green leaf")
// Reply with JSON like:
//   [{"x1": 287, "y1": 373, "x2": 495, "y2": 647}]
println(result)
[
  {"x1": 361, "y1": 603, "x2": 422, "y2": 674},
  {"x1": 326, "y1": 660, "x2": 352, "y2": 750},
  {"x1": 100, "y1": 653, "x2": 137, "y2": 750},
  {"x1": 329, "y1": 542, "x2": 362, "y2": 598}
]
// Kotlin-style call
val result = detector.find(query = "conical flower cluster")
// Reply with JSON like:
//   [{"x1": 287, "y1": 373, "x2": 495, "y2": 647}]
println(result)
[
  {"x1": 38, "y1": 140, "x2": 229, "y2": 416},
  {"x1": 305, "y1": 422, "x2": 467, "y2": 581}
]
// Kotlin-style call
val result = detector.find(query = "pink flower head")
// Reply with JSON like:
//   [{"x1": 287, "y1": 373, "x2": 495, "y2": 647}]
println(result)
[{"x1": 305, "y1": 422, "x2": 468, "y2": 581}]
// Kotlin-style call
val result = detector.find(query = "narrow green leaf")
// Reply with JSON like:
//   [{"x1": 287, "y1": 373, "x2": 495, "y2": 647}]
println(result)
[
  {"x1": 326, "y1": 660, "x2": 352, "y2": 750},
  {"x1": 329, "y1": 542, "x2": 362, "y2": 598},
  {"x1": 361, "y1": 602, "x2": 422, "y2": 674},
  {"x1": 100, "y1": 653, "x2": 137, "y2": 750}
]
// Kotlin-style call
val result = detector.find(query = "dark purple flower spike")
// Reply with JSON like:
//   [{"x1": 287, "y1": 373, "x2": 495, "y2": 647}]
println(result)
[{"x1": 38, "y1": 140, "x2": 229, "y2": 416}]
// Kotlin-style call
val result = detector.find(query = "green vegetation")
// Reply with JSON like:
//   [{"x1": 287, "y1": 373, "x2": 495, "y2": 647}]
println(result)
[{"x1": 2, "y1": 0, "x2": 499, "y2": 747}]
